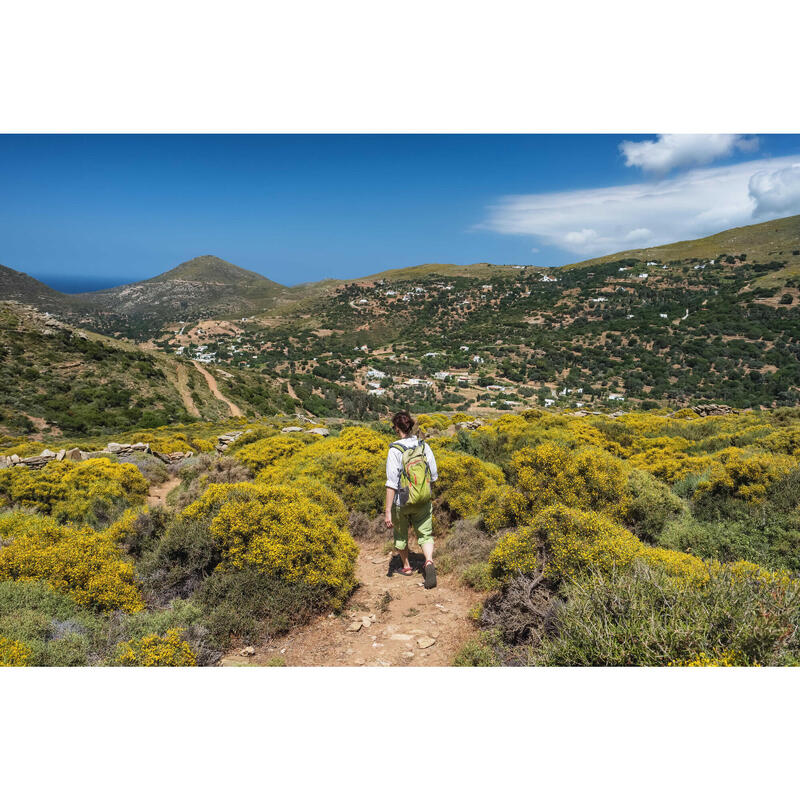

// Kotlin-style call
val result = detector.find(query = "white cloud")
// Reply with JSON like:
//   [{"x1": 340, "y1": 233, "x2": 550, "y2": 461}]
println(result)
[
  {"x1": 620, "y1": 134, "x2": 758, "y2": 173},
  {"x1": 481, "y1": 155, "x2": 800, "y2": 257},
  {"x1": 749, "y1": 164, "x2": 800, "y2": 217}
]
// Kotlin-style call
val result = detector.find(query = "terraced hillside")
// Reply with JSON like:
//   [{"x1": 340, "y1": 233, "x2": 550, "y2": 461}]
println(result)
[{"x1": 0, "y1": 302, "x2": 284, "y2": 438}]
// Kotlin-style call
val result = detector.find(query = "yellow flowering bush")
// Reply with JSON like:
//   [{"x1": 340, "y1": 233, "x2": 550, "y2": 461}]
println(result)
[
  {"x1": 275, "y1": 476, "x2": 349, "y2": 529},
  {"x1": 0, "y1": 459, "x2": 148, "y2": 528},
  {"x1": 628, "y1": 448, "x2": 712, "y2": 483},
  {"x1": 0, "y1": 636, "x2": 32, "y2": 666},
  {"x1": 488, "y1": 524, "x2": 541, "y2": 582},
  {"x1": 435, "y1": 452, "x2": 507, "y2": 519},
  {"x1": 0, "y1": 511, "x2": 143, "y2": 613},
  {"x1": 479, "y1": 483, "x2": 515, "y2": 533},
  {"x1": 115, "y1": 628, "x2": 196, "y2": 666},
  {"x1": 235, "y1": 434, "x2": 308, "y2": 473},
  {"x1": 507, "y1": 443, "x2": 629, "y2": 524},
  {"x1": 535, "y1": 505, "x2": 643, "y2": 582},
  {"x1": 258, "y1": 426, "x2": 391, "y2": 513},
  {"x1": 181, "y1": 482, "x2": 357, "y2": 607},
  {"x1": 489, "y1": 504, "x2": 711, "y2": 586},
  {"x1": 669, "y1": 651, "x2": 740, "y2": 667},
  {"x1": 693, "y1": 447, "x2": 795, "y2": 504},
  {"x1": 416, "y1": 413, "x2": 450, "y2": 434}
]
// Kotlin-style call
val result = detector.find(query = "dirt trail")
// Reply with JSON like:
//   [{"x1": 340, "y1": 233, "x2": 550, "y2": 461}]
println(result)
[
  {"x1": 147, "y1": 476, "x2": 181, "y2": 507},
  {"x1": 175, "y1": 363, "x2": 200, "y2": 417},
  {"x1": 222, "y1": 539, "x2": 480, "y2": 667},
  {"x1": 193, "y1": 363, "x2": 243, "y2": 417}
]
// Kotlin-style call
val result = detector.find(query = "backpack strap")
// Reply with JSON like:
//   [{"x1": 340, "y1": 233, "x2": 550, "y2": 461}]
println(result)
[{"x1": 390, "y1": 442, "x2": 408, "y2": 454}]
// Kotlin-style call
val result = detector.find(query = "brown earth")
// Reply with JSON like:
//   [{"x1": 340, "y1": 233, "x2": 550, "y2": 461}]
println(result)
[
  {"x1": 147, "y1": 475, "x2": 181, "y2": 506},
  {"x1": 175, "y1": 363, "x2": 200, "y2": 417},
  {"x1": 221, "y1": 538, "x2": 482, "y2": 667},
  {"x1": 193, "y1": 363, "x2": 243, "y2": 417}
]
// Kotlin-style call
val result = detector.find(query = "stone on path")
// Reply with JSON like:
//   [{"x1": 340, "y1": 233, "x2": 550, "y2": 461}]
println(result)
[
  {"x1": 240, "y1": 646, "x2": 256, "y2": 656},
  {"x1": 347, "y1": 620, "x2": 363, "y2": 632},
  {"x1": 390, "y1": 633, "x2": 413, "y2": 642},
  {"x1": 417, "y1": 636, "x2": 436, "y2": 649}
]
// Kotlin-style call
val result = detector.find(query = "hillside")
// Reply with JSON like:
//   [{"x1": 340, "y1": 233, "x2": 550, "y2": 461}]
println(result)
[
  {"x1": 4, "y1": 215, "x2": 800, "y2": 419},
  {"x1": 0, "y1": 263, "x2": 78, "y2": 313},
  {"x1": 560, "y1": 214, "x2": 800, "y2": 283},
  {"x1": 0, "y1": 301, "x2": 287, "y2": 438},
  {"x1": 68, "y1": 256, "x2": 290, "y2": 338}
]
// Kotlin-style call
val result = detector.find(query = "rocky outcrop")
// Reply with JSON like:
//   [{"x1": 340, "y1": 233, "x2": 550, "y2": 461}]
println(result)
[
  {"x1": 690, "y1": 404, "x2": 739, "y2": 417},
  {"x1": 214, "y1": 429, "x2": 247, "y2": 453},
  {"x1": 0, "y1": 438, "x2": 207, "y2": 470}
]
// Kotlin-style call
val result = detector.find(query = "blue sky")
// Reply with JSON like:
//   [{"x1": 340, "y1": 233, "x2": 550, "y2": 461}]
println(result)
[{"x1": 2, "y1": 134, "x2": 799, "y2": 290}]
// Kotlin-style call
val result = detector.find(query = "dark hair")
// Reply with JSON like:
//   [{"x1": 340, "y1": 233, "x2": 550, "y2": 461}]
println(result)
[{"x1": 391, "y1": 411, "x2": 415, "y2": 435}]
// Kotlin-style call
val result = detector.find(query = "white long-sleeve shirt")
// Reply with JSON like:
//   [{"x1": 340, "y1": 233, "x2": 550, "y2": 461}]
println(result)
[{"x1": 385, "y1": 436, "x2": 438, "y2": 505}]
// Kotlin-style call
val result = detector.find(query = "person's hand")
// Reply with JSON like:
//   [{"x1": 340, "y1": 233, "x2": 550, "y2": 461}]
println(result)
[{"x1": 384, "y1": 512, "x2": 393, "y2": 529}]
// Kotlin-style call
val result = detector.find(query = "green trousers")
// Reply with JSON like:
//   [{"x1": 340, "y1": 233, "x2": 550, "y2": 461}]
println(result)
[{"x1": 391, "y1": 500, "x2": 433, "y2": 550}]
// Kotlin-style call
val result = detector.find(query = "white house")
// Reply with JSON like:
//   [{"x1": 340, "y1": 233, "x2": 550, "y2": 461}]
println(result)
[
  {"x1": 423, "y1": 352, "x2": 439, "y2": 358},
  {"x1": 540, "y1": 275, "x2": 558, "y2": 282},
  {"x1": 589, "y1": 297, "x2": 607, "y2": 302},
  {"x1": 368, "y1": 388, "x2": 386, "y2": 396},
  {"x1": 659, "y1": 313, "x2": 668, "y2": 319},
  {"x1": 367, "y1": 381, "x2": 381, "y2": 389},
  {"x1": 608, "y1": 392, "x2": 625, "y2": 400},
  {"x1": 356, "y1": 298, "x2": 369, "y2": 305},
  {"x1": 472, "y1": 355, "x2": 484, "y2": 364},
  {"x1": 646, "y1": 261, "x2": 658, "y2": 266},
  {"x1": 366, "y1": 368, "x2": 386, "y2": 379},
  {"x1": 544, "y1": 398, "x2": 555, "y2": 407},
  {"x1": 385, "y1": 290, "x2": 397, "y2": 296},
  {"x1": 638, "y1": 273, "x2": 649, "y2": 279},
  {"x1": 434, "y1": 371, "x2": 450, "y2": 380},
  {"x1": 405, "y1": 378, "x2": 431, "y2": 387},
  {"x1": 460, "y1": 345, "x2": 470, "y2": 351}
]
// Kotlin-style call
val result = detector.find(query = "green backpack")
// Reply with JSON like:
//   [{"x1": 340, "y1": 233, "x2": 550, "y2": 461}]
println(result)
[{"x1": 391, "y1": 439, "x2": 432, "y2": 507}]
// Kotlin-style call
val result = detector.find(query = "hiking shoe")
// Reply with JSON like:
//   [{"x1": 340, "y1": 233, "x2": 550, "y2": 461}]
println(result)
[{"x1": 423, "y1": 560, "x2": 437, "y2": 589}]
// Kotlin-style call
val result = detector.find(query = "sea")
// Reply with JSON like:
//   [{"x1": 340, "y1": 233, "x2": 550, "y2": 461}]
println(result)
[{"x1": 32, "y1": 275, "x2": 138, "y2": 294}]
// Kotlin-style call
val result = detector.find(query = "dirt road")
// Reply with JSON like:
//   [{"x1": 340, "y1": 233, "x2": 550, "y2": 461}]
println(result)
[
  {"x1": 175, "y1": 363, "x2": 200, "y2": 417},
  {"x1": 222, "y1": 538, "x2": 480, "y2": 667},
  {"x1": 193, "y1": 363, "x2": 243, "y2": 417}
]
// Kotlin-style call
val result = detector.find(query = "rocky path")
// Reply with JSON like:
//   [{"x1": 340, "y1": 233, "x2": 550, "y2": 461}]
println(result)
[
  {"x1": 147, "y1": 475, "x2": 181, "y2": 507},
  {"x1": 193, "y1": 363, "x2": 243, "y2": 417},
  {"x1": 222, "y1": 538, "x2": 480, "y2": 667}
]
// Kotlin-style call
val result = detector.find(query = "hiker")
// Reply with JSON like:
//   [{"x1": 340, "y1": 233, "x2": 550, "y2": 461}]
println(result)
[{"x1": 384, "y1": 410, "x2": 438, "y2": 589}]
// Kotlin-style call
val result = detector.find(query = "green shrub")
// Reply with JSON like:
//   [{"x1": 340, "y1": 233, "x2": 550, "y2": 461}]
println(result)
[
  {"x1": 138, "y1": 517, "x2": 222, "y2": 604},
  {"x1": 624, "y1": 469, "x2": 687, "y2": 542},
  {"x1": 534, "y1": 560, "x2": 800, "y2": 666},
  {"x1": 453, "y1": 631, "x2": 502, "y2": 666},
  {"x1": 194, "y1": 566, "x2": 328, "y2": 647}
]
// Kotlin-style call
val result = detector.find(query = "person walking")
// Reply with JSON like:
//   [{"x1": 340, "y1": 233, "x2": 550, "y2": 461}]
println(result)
[{"x1": 384, "y1": 410, "x2": 438, "y2": 589}]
